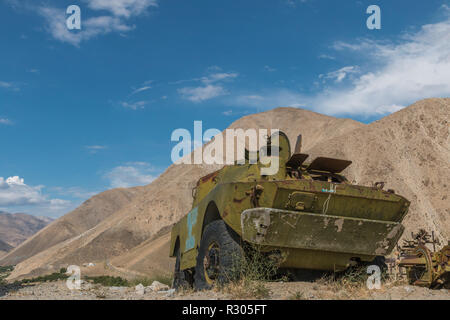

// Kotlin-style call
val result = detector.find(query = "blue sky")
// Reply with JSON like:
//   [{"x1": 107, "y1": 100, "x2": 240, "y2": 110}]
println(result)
[{"x1": 1, "y1": 0, "x2": 449, "y2": 217}]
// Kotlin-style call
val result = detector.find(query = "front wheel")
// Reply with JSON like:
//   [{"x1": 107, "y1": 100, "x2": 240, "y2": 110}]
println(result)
[{"x1": 194, "y1": 220, "x2": 243, "y2": 290}]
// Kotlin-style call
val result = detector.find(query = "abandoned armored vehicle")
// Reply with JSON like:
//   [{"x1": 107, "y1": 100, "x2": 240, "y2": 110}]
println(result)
[{"x1": 170, "y1": 131, "x2": 410, "y2": 290}]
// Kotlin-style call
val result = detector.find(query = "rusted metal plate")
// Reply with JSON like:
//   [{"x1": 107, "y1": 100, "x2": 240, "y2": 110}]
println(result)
[
  {"x1": 241, "y1": 207, "x2": 404, "y2": 256},
  {"x1": 286, "y1": 153, "x2": 309, "y2": 168},
  {"x1": 307, "y1": 157, "x2": 352, "y2": 173}
]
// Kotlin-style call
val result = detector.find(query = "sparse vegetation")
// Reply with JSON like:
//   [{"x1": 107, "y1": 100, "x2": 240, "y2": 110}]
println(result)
[
  {"x1": 18, "y1": 269, "x2": 69, "y2": 285},
  {"x1": 85, "y1": 273, "x2": 173, "y2": 288},
  {"x1": 0, "y1": 265, "x2": 15, "y2": 285},
  {"x1": 0, "y1": 265, "x2": 14, "y2": 273},
  {"x1": 223, "y1": 278, "x2": 271, "y2": 299},
  {"x1": 221, "y1": 245, "x2": 286, "y2": 299},
  {"x1": 289, "y1": 291, "x2": 306, "y2": 300},
  {"x1": 229, "y1": 245, "x2": 285, "y2": 282}
]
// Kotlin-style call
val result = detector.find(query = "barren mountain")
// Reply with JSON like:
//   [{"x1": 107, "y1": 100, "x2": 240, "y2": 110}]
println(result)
[
  {"x1": 0, "y1": 239, "x2": 13, "y2": 258},
  {"x1": 2, "y1": 98, "x2": 449, "y2": 281},
  {"x1": 306, "y1": 98, "x2": 450, "y2": 242},
  {"x1": 0, "y1": 212, "x2": 53, "y2": 248},
  {"x1": 0, "y1": 189, "x2": 141, "y2": 267}
]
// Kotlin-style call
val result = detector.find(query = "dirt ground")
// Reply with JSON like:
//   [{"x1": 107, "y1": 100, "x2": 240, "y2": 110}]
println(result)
[{"x1": 0, "y1": 280, "x2": 448, "y2": 300}]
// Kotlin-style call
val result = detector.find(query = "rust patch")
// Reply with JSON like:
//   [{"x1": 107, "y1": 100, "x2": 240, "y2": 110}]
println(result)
[
  {"x1": 233, "y1": 196, "x2": 247, "y2": 203},
  {"x1": 200, "y1": 171, "x2": 219, "y2": 183},
  {"x1": 334, "y1": 219, "x2": 344, "y2": 232}
]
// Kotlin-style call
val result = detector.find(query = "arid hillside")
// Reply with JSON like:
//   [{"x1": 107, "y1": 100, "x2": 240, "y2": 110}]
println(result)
[
  {"x1": 0, "y1": 212, "x2": 53, "y2": 248},
  {"x1": 306, "y1": 98, "x2": 450, "y2": 242},
  {"x1": 0, "y1": 239, "x2": 13, "y2": 258},
  {"x1": 2, "y1": 98, "x2": 449, "y2": 281},
  {"x1": 0, "y1": 189, "x2": 141, "y2": 266}
]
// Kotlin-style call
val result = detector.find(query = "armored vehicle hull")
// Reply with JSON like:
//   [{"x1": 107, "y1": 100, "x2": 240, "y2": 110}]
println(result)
[{"x1": 170, "y1": 132, "x2": 410, "y2": 289}]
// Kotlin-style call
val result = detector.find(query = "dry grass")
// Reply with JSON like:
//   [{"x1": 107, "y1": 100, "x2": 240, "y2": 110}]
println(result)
[
  {"x1": 314, "y1": 265, "x2": 409, "y2": 299},
  {"x1": 289, "y1": 291, "x2": 306, "y2": 300},
  {"x1": 222, "y1": 278, "x2": 271, "y2": 300},
  {"x1": 128, "y1": 274, "x2": 173, "y2": 287},
  {"x1": 218, "y1": 245, "x2": 285, "y2": 299}
]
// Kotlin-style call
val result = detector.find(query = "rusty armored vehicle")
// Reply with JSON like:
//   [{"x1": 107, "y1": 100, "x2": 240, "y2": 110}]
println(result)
[{"x1": 170, "y1": 131, "x2": 410, "y2": 290}]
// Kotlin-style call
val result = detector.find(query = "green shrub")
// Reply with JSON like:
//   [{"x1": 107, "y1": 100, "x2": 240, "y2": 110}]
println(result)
[
  {"x1": 19, "y1": 269, "x2": 69, "y2": 284},
  {"x1": 0, "y1": 265, "x2": 14, "y2": 273}
]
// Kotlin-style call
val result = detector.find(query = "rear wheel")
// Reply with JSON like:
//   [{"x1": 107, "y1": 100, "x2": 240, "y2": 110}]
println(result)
[
  {"x1": 194, "y1": 220, "x2": 243, "y2": 290},
  {"x1": 172, "y1": 246, "x2": 193, "y2": 290}
]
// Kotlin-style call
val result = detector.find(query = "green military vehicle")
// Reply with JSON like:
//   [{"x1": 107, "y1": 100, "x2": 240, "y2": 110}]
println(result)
[{"x1": 170, "y1": 131, "x2": 410, "y2": 290}]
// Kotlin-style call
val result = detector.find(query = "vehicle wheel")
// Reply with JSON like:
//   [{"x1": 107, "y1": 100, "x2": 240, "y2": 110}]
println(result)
[
  {"x1": 194, "y1": 220, "x2": 243, "y2": 290},
  {"x1": 172, "y1": 246, "x2": 193, "y2": 290},
  {"x1": 369, "y1": 256, "x2": 388, "y2": 273}
]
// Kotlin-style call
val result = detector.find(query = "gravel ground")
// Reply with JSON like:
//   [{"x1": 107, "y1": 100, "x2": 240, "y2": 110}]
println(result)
[{"x1": 0, "y1": 280, "x2": 448, "y2": 300}]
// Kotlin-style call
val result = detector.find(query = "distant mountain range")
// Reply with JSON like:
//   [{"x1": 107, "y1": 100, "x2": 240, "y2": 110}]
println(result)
[
  {"x1": 0, "y1": 212, "x2": 53, "y2": 252},
  {"x1": 0, "y1": 239, "x2": 13, "y2": 257}
]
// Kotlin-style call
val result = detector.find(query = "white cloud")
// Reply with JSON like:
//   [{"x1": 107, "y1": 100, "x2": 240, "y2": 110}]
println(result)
[
  {"x1": 314, "y1": 18, "x2": 450, "y2": 115},
  {"x1": 318, "y1": 54, "x2": 336, "y2": 60},
  {"x1": 232, "y1": 17, "x2": 450, "y2": 116},
  {"x1": 85, "y1": 145, "x2": 108, "y2": 153},
  {"x1": 319, "y1": 66, "x2": 360, "y2": 83},
  {"x1": 201, "y1": 72, "x2": 238, "y2": 84},
  {"x1": 104, "y1": 162, "x2": 158, "y2": 188},
  {"x1": 85, "y1": 0, "x2": 158, "y2": 18},
  {"x1": 0, "y1": 118, "x2": 13, "y2": 125},
  {"x1": 178, "y1": 85, "x2": 227, "y2": 102},
  {"x1": 178, "y1": 69, "x2": 238, "y2": 102},
  {"x1": 38, "y1": 7, "x2": 134, "y2": 46},
  {"x1": 131, "y1": 86, "x2": 152, "y2": 95},
  {"x1": 285, "y1": 0, "x2": 308, "y2": 7},
  {"x1": 0, "y1": 81, "x2": 13, "y2": 88},
  {"x1": 0, "y1": 176, "x2": 70, "y2": 210},
  {"x1": 7, "y1": 1, "x2": 158, "y2": 46},
  {"x1": 264, "y1": 65, "x2": 277, "y2": 72},
  {"x1": 121, "y1": 100, "x2": 148, "y2": 110},
  {"x1": 0, "y1": 81, "x2": 19, "y2": 91}
]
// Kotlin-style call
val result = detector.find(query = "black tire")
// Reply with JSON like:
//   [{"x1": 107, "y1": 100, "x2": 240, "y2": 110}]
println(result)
[
  {"x1": 172, "y1": 246, "x2": 193, "y2": 290},
  {"x1": 194, "y1": 220, "x2": 243, "y2": 290},
  {"x1": 369, "y1": 256, "x2": 388, "y2": 273}
]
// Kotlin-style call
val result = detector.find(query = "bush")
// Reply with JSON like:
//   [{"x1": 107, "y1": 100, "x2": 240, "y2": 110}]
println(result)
[
  {"x1": 222, "y1": 244, "x2": 284, "y2": 299},
  {"x1": 19, "y1": 269, "x2": 68, "y2": 284},
  {"x1": 0, "y1": 265, "x2": 14, "y2": 273},
  {"x1": 230, "y1": 244, "x2": 284, "y2": 282}
]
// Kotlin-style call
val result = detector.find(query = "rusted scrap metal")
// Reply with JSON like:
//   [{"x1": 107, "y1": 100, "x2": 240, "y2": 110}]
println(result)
[{"x1": 398, "y1": 229, "x2": 449, "y2": 289}]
